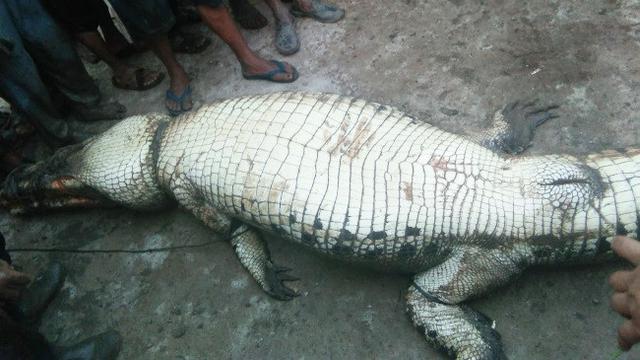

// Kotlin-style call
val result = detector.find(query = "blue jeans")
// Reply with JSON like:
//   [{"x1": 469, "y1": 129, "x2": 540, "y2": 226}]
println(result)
[{"x1": 0, "y1": 0, "x2": 100, "y2": 142}]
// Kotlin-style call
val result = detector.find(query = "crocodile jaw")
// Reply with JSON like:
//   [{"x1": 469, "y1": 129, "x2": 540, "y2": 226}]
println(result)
[{"x1": 0, "y1": 163, "x2": 112, "y2": 215}]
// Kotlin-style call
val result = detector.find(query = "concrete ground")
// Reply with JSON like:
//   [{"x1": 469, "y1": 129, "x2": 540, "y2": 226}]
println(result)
[{"x1": 2, "y1": 0, "x2": 640, "y2": 358}]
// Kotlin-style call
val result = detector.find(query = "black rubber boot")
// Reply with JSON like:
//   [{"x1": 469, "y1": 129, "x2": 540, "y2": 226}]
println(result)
[
  {"x1": 54, "y1": 330, "x2": 122, "y2": 360},
  {"x1": 17, "y1": 261, "x2": 66, "y2": 323}
]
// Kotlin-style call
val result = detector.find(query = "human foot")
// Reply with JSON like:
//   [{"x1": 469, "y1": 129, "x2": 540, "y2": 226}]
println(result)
[
  {"x1": 165, "y1": 72, "x2": 192, "y2": 116},
  {"x1": 73, "y1": 101, "x2": 126, "y2": 122},
  {"x1": 54, "y1": 329, "x2": 122, "y2": 360},
  {"x1": 17, "y1": 262, "x2": 65, "y2": 323},
  {"x1": 275, "y1": 21, "x2": 300, "y2": 55},
  {"x1": 169, "y1": 31, "x2": 211, "y2": 54},
  {"x1": 112, "y1": 66, "x2": 164, "y2": 91},
  {"x1": 291, "y1": 0, "x2": 344, "y2": 23},
  {"x1": 242, "y1": 59, "x2": 298, "y2": 83}
]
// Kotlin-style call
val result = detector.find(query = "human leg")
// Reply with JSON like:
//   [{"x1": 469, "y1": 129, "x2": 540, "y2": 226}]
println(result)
[
  {"x1": 195, "y1": 3, "x2": 298, "y2": 82},
  {"x1": 107, "y1": 0, "x2": 193, "y2": 114},
  {"x1": 262, "y1": 0, "x2": 300, "y2": 55},
  {"x1": 0, "y1": 0, "x2": 70, "y2": 142},
  {"x1": 17, "y1": 0, "x2": 126, "y2": 122}
]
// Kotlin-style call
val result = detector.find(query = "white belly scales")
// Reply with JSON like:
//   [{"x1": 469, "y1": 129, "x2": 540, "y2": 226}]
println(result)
[{"x1": 156, "y1": 92, "x2": 516, "y2": 268}]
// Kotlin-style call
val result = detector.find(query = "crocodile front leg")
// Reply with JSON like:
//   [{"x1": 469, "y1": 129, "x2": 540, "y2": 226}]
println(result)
[
  {"x1": 231, "y1": 224, "x2": 300, "y2": 301},
  {"x1": 474, "y1": 100, "x2": 558, "y2": 155},
  {"x1": 406, "y1": 246, "x2": 529, "y2": 360}
]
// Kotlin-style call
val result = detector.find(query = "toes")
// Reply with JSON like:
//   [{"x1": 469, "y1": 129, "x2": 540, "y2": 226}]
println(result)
[
  {"x1": 527, "y1": 104, "x2": 560, "y2": 126},
  {"x1": 264, "y1": 262, "x2": 300, "y2": 301}
]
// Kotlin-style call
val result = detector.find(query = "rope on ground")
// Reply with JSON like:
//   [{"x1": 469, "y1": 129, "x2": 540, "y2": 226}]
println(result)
[{"x1": 5, "y1": 228, "x2": 249, "y2": 254}]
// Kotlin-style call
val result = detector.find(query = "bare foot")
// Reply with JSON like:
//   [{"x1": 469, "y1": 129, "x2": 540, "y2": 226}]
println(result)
[{"x1": 112, "y1": 65, "x2": 164, "y2": 91}]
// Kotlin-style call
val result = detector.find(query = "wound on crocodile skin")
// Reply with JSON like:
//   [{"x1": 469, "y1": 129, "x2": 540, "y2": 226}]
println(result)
[
  {"x1": 332, "y1": 243, "x2": 353, "y2": 256},
  {"x1": 405, "y1": 226, "x2": 421, "y2": 236},
  {"x1": 289, "y1": 214, "x2": 296, "y2": 224},
  {"x1": 338, "y1": 229, "x2": 356, "y2": 241},
  {"x1": 368, "y1": 230, "x2": 387, "y2": 240},
  {"x1": 302, "y1": 232, "x2": 315, "y2": 246},
  {"x1": 596, "y1": 237, "x2": 611, "y2": 254},
  {"x1": 313, "y1": 217, "x2": 323, "y2": 230},
  {"x1": 398, "y1": 243, "x2": 417, "y2": 258},
  {"x1": 616, "y1": 222, "x2": 628, "y2": 236}
]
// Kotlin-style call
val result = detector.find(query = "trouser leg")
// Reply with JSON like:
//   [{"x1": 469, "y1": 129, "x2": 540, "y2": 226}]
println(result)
[{"x1": 0, "y1": 0, "x2": 70, "y2": 142}]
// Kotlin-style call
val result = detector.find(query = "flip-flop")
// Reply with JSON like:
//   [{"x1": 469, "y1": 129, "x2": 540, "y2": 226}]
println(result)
[
  {"x1": 112, "y1": 68, "x2": 164, "y2": 91},
  {"x1": 291, "y1": 0, "x2": 345, "y2": 23},
  {"x1": 275, "y1": 22, "x2": 300, "y2": 55},
  {"x1": 242, "y1": 60, "x2": 299, "y2": 83},
  {"x1": 166, "y1": 84, "x2": 193, "y2": 117}
]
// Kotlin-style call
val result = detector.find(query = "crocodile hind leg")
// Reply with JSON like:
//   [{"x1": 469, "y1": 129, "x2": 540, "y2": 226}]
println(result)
[
  {"x1": 231, "y1": 224, "x2": 300, "y2": 300},
  {"x1": 474, "y1": 100, "x2": 559, "y2": 155},
  {"x1": 406, "y1": 246, "x2": 529, "y2": 359}
]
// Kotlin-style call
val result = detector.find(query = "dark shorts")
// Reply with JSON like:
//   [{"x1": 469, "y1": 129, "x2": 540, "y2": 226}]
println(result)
[
  {"x1": 107, "y1": 0, "x2": 176, "y2": 39},
  {"x1": 43, "y1": 0, "x2": 111, "y2": 34},
  {"x1": 190, "y1": 0, "x2": 225, "y2": 6},
  {"x1": 108, "y1": 0, "x2": 224, "y2": 39}
]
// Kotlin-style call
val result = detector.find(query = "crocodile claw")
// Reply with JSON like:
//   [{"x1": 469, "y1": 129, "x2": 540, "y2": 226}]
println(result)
[
  {"x1": 264, "y1": 262, "x2": 300, "y2": 301},
  {"x1": 503, "y1": 99, "x2": 560, "y2": 128},
  {"x1": 497, "y1": 99, "x2": 560, "y2": 154}
]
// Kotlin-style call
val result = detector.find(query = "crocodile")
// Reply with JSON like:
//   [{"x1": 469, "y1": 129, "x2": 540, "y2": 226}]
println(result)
[{"x1": 1, "y1": 91, "x2": 637, "y2": 359}]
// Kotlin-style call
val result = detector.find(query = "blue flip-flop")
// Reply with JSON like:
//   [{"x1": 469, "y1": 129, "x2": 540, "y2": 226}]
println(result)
[
  {"x1": 165, "y1": 84, "x2": 193, "y2": 117},
  {"x1": 242, "y1": 60, "x2": 299, "y2": 83}
]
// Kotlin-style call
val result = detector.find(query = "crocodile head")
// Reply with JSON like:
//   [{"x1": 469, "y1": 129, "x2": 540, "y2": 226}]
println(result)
[
  {"x1": 1, "y1": 114, "x2": 170, "y2": 215},
  {"x1": 0, "y1": 144, "x2": 114, "y2": 214}
]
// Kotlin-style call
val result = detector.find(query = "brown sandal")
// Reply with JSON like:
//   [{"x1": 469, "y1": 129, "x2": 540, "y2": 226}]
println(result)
[{"x1": 112, "y1": 68, "x2": 164, "y2": 91}]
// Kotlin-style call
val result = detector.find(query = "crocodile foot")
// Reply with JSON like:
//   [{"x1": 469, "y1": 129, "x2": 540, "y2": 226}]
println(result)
[
  {"x1": 499, "y1": 99, "x2": 560, "y2": 154},
  {"x1": 264, "y1": 262, "x2": 300, "y2": 301}
]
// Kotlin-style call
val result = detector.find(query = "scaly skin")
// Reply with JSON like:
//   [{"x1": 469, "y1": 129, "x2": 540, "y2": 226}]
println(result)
[{"x1": 2, "y1": 92, "x2": 638, "y2": 359}]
